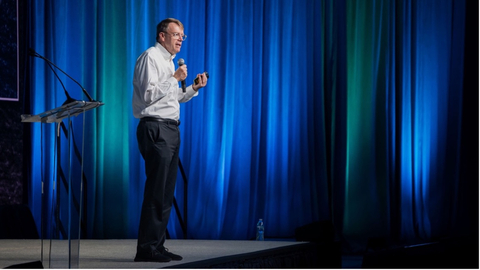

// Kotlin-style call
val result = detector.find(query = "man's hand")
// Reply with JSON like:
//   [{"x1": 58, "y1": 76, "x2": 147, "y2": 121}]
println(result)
[
  {"x1": 192, "y1": 72, "x2": 208, "y2": 91},
  {"x1": 174, "y1": 65, "x2": 187, "y2": 82}
]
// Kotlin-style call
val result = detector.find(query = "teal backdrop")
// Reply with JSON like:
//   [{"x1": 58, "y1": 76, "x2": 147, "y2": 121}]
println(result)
[{"x1": 26, "y1": 0, "x2": 478, "y2": 251}]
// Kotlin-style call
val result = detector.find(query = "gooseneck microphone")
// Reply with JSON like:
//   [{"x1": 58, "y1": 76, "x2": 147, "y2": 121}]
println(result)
[
  {"x1": 29, "y1": 48, "x2": 95, "y2": 103},
  {"x1": 177, "y1": 58, "x2": 186, "y2": 92}
]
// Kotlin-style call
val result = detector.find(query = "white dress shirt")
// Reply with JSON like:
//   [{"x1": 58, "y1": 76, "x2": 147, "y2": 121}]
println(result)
[{"x1": 132, "y1": 42, "x2": 198, "y2": 120}]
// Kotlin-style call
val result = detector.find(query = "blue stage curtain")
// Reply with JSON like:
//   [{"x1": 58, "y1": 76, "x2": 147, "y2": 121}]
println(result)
[{"x1": 27, "y1": 0, "x2": 475, "y2": 250}]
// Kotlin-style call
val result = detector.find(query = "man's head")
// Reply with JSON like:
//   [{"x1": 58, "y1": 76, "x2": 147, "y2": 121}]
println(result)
[{"x1": 156, "y1": 18, "x2": 185, "y2": 55}]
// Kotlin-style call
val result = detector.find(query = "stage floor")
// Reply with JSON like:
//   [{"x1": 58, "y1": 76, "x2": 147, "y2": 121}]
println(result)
[{"x1": 0, "y1": 239, "x2": 309, "y2": 268}]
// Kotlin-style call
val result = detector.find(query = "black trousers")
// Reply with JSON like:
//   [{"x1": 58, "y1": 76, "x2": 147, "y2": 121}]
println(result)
[{"x1": 136, "y1": 119, "x2": 180, "y2": 254}]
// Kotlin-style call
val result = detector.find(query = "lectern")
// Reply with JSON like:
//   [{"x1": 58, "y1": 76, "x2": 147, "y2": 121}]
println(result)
[{"x1": 22, "y1": 100, "x2": 103, "y2": 268}]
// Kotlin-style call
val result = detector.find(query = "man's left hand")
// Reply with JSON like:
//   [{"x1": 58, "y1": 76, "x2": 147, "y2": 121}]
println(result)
[{"x1": 193, "y1": 73, "x2": 208, "y2": 91}]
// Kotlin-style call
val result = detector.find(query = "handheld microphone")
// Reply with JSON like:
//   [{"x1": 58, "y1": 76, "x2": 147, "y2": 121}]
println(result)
[
  {"x1": 194, "y1": 72, "x2": 210, "y2": 85},
  {"x1": 177, "y1": 58, "x2": 186, "y2": 92}
]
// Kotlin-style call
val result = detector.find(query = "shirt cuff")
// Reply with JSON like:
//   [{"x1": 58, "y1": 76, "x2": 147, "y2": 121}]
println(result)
[
  {"x1": 186, "y1": 85, "x2": 199, "y2": 98},
  {"x1": 168, "y1": 76, "x2": 178, "y2": 88}
]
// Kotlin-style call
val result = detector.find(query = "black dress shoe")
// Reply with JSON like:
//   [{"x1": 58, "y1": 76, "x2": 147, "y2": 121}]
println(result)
[
  {"x1": 161, "y1": 248, "x2": 183, "y2": 261},
  {"x1": 134, "y1": 250, "x2": 172, "y2": 262}
]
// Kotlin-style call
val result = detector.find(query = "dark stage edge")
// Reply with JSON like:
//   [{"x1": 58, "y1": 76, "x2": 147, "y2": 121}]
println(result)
[{"x1": 0, "y1": 239, "x2": 341, "y2": 268}]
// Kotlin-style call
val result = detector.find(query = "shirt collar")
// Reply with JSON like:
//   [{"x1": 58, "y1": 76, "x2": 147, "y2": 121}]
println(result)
[{"x1": 155, "y1": 42, "x2": 176, "y2": 61}]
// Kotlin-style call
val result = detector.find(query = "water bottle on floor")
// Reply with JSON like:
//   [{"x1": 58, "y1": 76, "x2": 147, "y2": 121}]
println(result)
[{"x1": 256, "y1": 219, "x2": 264, "y2": 241}]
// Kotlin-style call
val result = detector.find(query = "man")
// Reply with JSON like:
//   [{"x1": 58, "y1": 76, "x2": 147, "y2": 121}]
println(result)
[{"x1": 132, "y1": 18, "x2": 208, "y2": 263}]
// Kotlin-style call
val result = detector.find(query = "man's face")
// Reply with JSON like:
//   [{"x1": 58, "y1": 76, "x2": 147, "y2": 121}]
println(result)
[{"x1": 159, "y1": 23, "x2": 184, "y2": 55}]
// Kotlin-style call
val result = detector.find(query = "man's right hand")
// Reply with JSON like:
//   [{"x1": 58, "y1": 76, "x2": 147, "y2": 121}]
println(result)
[{"x1": 174, "y1": 64, "x2": 187, "y2": 82}]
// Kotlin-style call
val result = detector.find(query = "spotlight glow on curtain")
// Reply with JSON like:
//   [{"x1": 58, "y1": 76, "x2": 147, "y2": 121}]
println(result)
[
  {"x1": 395, "y1": 0, "x2": 467, "y2": 242},
  {"x1": 27, "y1": 0, "x2": 473, "y2": 249}
]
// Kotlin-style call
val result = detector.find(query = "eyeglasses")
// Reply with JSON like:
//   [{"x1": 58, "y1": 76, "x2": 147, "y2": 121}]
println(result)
[{"x1": 163, "y1": 32, "x2": 187, "y2": 41}]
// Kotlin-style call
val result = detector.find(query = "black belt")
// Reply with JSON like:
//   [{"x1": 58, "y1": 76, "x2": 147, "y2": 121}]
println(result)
[{"x1": 140, "y1": 117, "x2": 180, "y2": 126}]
